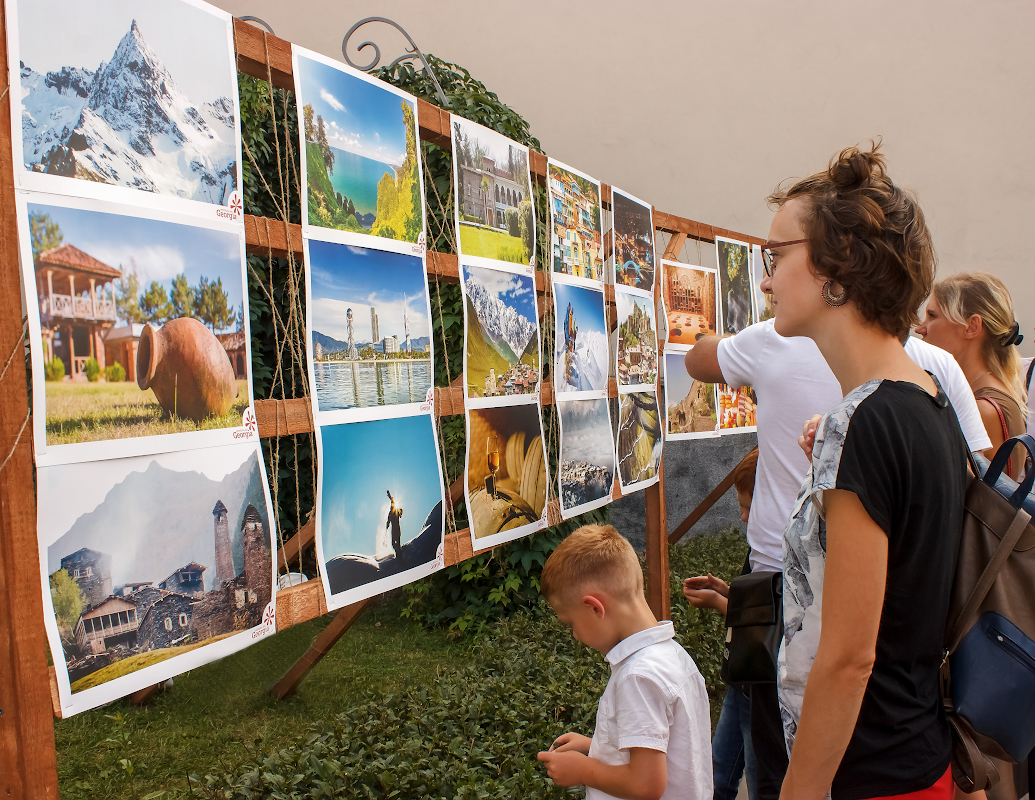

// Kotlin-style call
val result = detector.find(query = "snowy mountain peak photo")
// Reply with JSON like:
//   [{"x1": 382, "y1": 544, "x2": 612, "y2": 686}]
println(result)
[{"x1": 18, "y1": 4, "x2": 238, "y2": 205}]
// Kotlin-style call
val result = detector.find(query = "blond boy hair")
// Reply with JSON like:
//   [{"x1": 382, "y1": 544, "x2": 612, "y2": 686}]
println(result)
[{"x1": 541, "y1": 524, "x2": 643, "y2": 606}]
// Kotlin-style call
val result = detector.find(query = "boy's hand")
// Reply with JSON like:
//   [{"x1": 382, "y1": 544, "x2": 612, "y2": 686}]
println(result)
[
  {"x1": 683, "y1": 574, "x2": 730, "y2": 613},
  {"x1": 798, "y1": 414, "x2": 822, "y2": 461},
  {"x1": 550, "y1": 732, "x2": 591, "y2": 754},
  {"x1": 537, "y1": 749, "x2": 590, "y2": 786}
]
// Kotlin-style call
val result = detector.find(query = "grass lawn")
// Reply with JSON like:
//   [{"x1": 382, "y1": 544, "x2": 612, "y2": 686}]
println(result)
[
  {"x1": 45, "y1": 380, "x2": 249, "y2": 445},
  {"x1": 458, "y1": 223, "x2": 529, "y2": 264},
  {"x1": 56, "y1": 594, "x2": 470, "y2": 799}
]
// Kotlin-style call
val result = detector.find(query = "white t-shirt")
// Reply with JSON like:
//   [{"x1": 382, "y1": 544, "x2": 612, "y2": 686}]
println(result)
[
  {"x1": 588, "y1": 622, "x2": 712, "y2": 800},
  {"x1": 717, "y1": 321, "x2": 992, "y2": 571},
  {"x1": 1022, "y1": 357, "x2": 1035, "y2": 435}
]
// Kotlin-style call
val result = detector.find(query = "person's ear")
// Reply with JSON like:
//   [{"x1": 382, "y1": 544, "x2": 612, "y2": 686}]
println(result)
[
  {"x1": 582, "y1": 594, "x2": 606, "y2": 618},
  {"x1": 963, "y1": 313, "x2": 984, "y2": 340}
]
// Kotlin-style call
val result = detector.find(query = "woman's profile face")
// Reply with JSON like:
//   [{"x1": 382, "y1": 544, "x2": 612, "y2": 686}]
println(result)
[
  {"x1": 914, "y1": 295, "x2": 967, "y2": 358},
  {"x1": 767, "y1": 199, "x2": 825, "y2": 338}
]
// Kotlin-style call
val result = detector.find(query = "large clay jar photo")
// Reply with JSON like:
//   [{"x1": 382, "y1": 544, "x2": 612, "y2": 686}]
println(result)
[{"x1": 137, "y1": 318, "x2": 239, "y2": 422}]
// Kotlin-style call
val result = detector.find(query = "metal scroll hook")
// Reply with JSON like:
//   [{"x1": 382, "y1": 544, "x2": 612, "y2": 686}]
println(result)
[
  {"x1": 341, "y1": 17, "x2": 449, "y2": 108},
  {"x1": 236, "y1": 16, "x2": 276, "y2": 35}
]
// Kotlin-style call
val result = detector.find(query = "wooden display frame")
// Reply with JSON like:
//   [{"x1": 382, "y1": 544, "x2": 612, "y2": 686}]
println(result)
[{"x1": 0, "y1": 11, "x2": 764, "y2": 795}]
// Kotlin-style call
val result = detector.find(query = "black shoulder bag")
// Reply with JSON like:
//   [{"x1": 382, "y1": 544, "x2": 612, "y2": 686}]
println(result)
[{"x1": 720, "y1": 570, "x2": 783, "y2": 685}]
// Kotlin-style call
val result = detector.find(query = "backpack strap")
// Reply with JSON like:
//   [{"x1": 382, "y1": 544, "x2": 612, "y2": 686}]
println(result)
[
  {"x1": 947, "y1": 504, "x2": 1032, "y2": 653},
  {"x1": 1026, "y1": 359, "x2": 1035, "y2": 393},
  {"x1": 978, "y1": 395, "x2": 1014, "y2": 477}
]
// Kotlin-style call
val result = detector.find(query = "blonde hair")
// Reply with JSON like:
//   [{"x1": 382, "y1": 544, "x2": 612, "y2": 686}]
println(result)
[
  {"x1": 541, "y1": 524, "x2": 642, "y2": 606},
  {"x1": 932, "y1": 272, "x2": 1026, "y2": 408}
]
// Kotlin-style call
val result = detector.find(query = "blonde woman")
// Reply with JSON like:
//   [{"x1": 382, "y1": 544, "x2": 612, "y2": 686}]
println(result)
[{"x1": 915, "y1": 273, "x2": 1027, "y2": 478}]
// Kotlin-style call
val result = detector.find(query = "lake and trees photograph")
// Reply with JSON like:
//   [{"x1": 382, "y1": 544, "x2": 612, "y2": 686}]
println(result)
[
  {"x1": 25, "y1": 200, "x2": 248, "y2": 446},
  {"x1": 463, "y1": 264, "x2": 540, "y2": 398},
  {"x1": 716, "y1": 237, "x2": 754, "y2": 334},
  {"x1": 616, "y1": 291, "x2": 658, "y2": 386},
  {"x1": 466, "y1": 405, "x2": 548, "y2": 543},
  {"x1": 40, "y1": 443, "x2": 274, "y2": 710},
  {"x1": 612, "y1": 189, "x2": 655, "y2": 292},
  {"x1": 554, "y1": 281, "x2": 609, "y2": 393},
  {"x1": 296, "y1": 51, "x2": 423, "y2": 244},
  {"x1": 317, "y1": 416, "x2": 444, "y2": 604},
  {"x1": 549, "y1": 161, "x2": 603, "y2": 281},
  {"x1": 453, "y1": 117, "x2": 534, "y2": 265},
  {"x1": 308, "y1": 241, "x2": 432, "y2": 412},
  {"x1": 617, "y1": 390, "x2": 663, "y2": 489},
  {"x1": 664, "y1": 262, "x2": 718, "y2": 345},
  {"x1": 665, "y1": 351, "x2": 718, "y2": 439},
  {"x1": 16, "y1": 0, "x2": 238, "y2": 204},
  {"x1": 558, "y1": 398, "x2": 615, "y2": 516}
]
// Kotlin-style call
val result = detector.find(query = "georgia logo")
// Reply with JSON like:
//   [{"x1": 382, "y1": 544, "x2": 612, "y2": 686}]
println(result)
[
  {"x1": 234, "y1": 406, "x2": 257, "y2": 439},
  {"x1": 263, "y1": 604, "x2": 276, "y2": 628},
  {"x1": 228, "y1": 190, "x2": 243, "y2": 218}
]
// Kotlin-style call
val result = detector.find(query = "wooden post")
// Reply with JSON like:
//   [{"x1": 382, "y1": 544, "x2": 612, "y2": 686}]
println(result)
[
  {"x1": 644, "y1": 458, "x2": 671, "y2": 621},
  {"x1": 0, "y1": 0, "x2": 61, "y2": 794}
]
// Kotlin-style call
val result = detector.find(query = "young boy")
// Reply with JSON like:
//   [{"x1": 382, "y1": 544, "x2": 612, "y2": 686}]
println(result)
[{"x1": 537, "y1": 524, "x2": 712, "y2": 800}]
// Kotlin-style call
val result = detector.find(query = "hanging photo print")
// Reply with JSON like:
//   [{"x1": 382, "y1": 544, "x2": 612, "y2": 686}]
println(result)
[
  {"x1": 615, "y1": 291, "x2": 659, "y2": 387},
  {"x1": 751, "y1": 244, "x2": 774, "y2": 322},
  {"x1": 548, "y1": 159, "x2": 604, "y2": 284},
  {"x1": 664, "y1": 351, "x2": 718, "y2": 440},
  {"x1": 465, "y1": 404, "x2": 549, "y2": 548},
  {"x1": 663, "y1": 260, "x2": 718, "y2": 347},
  {"x1": 315, "y1": 413, "x2": 445, "y2": 610},
  {"x1": 293, "y1": 46, "x2": 426, "y2": 255},
  {"x1": 611, "y1": 187, "x2": 655, "y2": 294},
  {"x1": 557, "y1": 397, "x2": 615, "y2": 519},
  {"x1": 717, "y1": 383, "x2": 758, "y2": 434},
  {"x1": 304, "y1": 240, "x2": 433, "y2": 422},
  {"x1": 716, "y1": 236, "x2": 754, "y2": 335},
  {"x1": 38, "y1": 441, "x2": 276, "y2": 716},
  {"x1": 7, "y1": 0, "x2": 243, "y2": 220},
  {"x1": 616, "y1": 390, "x2": 663, "y2": 492},
  {"x1": 451, "y1": 115, "x2": 535, "y2": 269},
  {"x1": 461, "y1": 262, "x2": 541, "y2": 400},
  {"x1": 18, "y1": 193, "x2": 255, "y2": 467},
  {"x1": 553, "y1": 280, "x2": 609, "y2": 395}
]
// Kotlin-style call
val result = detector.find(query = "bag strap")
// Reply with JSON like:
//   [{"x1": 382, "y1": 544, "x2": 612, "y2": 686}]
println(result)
[
  {"x1": 947, "y1": 505, "x2": 1032, "y2": 653},
  {"x1": 1026, "y1": 359, "x2": 1035, "y2": 393},
  {"x1": 978, "y1": 395, "x2": 1014, "y2": 478}
]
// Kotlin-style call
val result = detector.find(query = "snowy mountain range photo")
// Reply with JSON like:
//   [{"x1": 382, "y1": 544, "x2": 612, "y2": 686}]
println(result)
[
  {"x1": 466, "y1": 277, "x2": 537, "y2": 361},
  {"x1": 18, "y1": 5, "x2": 238, "y2": 205}
]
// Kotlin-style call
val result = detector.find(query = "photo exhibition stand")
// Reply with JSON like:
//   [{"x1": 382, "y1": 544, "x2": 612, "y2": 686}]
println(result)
[{"x1": 0, "y1": 13, "x2": 763, "y2": 796}]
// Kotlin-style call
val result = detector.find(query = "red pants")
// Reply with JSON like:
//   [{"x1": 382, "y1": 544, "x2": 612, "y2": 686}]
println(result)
[{"x1": 869, "y1": 767, "x2": 954, "y2": 800}]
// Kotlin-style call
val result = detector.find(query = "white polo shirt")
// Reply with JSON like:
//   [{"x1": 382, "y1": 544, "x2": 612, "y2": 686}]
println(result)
[
  {"x1": 717, "y1": 321, "x2": 992, "y2": 571},
  {"x1": 587, "y1": 622, "x2": 712, "y2": 800}
]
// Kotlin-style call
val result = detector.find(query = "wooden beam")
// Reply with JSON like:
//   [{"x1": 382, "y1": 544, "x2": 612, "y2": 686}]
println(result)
[
  {"x1": 0, "y1": 0, "x2": 60, "y2": 789},
  {"x1": 668, "y1": 462, "x2": 739, "y2": 545},
  {"x1": 244, "y1": 214, "x2": 302, "y2": 259},
  {"x1": 254, "y1": 396, "x2": 313, "y2": 437},
  {"x1": 644, "y1": 456, "x2": 671, "y2": 621},
  {"x1": 276, "y1": 517, "x2": 315, "y2": 571},
  {"x1": 233, "y1": 18, "x2": 293, "y2": 90}
]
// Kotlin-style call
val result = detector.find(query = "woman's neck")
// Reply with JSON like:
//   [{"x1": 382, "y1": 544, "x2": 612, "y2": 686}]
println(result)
[{"x1": 955, "y1": 340, "x2": 994, "y2": 388}]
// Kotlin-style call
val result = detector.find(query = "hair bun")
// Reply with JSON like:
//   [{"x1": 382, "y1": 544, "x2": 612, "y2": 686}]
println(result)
[{"x1": 828, "y1": 144, "x2": 887, "y2": 191}]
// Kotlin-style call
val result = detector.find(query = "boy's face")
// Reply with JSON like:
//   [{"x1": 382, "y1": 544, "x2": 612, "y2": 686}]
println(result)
[{"x1": 550, "y1": 593, "x2": 616, "y2": 655}]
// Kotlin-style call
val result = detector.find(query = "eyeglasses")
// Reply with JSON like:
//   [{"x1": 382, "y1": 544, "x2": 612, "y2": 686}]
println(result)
[{"x1": 760, "y1": 239, "x2": 807, "y2": 277}]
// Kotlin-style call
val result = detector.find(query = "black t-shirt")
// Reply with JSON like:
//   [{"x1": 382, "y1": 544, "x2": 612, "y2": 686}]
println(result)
[{"x1": 780, "y1": 378, "x2": 969, "y2": 800}]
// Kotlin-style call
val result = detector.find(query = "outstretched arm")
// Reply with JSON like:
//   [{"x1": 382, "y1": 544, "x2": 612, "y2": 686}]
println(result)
[
  {"x1": 683, "y1": 335, "x2": 725, "y2": 384},
  {"x1": 538, "y1": 747, "x2": 667, "y2": 800}
]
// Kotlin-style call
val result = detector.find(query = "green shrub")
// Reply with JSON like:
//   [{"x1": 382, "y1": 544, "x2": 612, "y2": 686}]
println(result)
[
  {"x1": 83, "y1": 357, "x2": 101, "y2": 382},
  {"x1": 518, "y1": 200, "x2": 535, "y2": 261},
  {"x1": 506, "y1": 206, "x2": 520, "y2": 237},
  {"x1": 104, "y1": 362, "x2": 126, "y2": 382},
  {"x1": 44, "y1": 356, "x2": 65, "y2": 381}
]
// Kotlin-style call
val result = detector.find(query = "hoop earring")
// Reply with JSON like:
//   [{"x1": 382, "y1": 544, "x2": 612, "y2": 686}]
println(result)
[{"x1": 821, "y1": 281, "x2": 848, "y2": 307}]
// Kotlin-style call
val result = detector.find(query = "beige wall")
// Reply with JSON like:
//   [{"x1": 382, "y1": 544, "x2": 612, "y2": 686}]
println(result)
[{"x1": 213, "y1": 0, "x2": 1035, "y2": 355}]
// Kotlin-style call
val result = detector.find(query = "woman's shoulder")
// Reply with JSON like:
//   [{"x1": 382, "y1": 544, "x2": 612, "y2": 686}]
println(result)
[{"x1": 974, "y1": 385, "x2": 1026, "y2": 435}]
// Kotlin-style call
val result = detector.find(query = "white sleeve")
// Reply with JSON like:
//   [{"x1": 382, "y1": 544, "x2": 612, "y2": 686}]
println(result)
[
  {"x1": 716, "y1": 320, "x2": 770, "y2": 388},
  {"x1": 613, "y1": 672, "x2": 671, "y2": 753},
  {"x1": 905, "y1": 338, "x2": 993, "y2": 452}
]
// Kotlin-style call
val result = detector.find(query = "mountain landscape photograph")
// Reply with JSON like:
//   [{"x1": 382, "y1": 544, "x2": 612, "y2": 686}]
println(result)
[
  {"x1": 296, "y1": 52, "x2": 422, "y2": 243},
  {"x1": 553, "y1": 281, "x2": 609, "y2": 393},
  {"x1": 17, "y1": 0, "x2": 238, "y2": 204},
  {"x1": 39, "y1": 443, "x2": 273, "y2": 697},
  {"x1": 558, "y1": 398, "x2": 615, "y2": 515},
  {"x1": 462, "y1": 263, "x2": 540, "y2": 398}
]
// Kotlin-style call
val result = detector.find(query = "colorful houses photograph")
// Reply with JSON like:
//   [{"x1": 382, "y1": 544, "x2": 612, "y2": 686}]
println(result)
[
  {"x1": 462, "y1": 264, "x2": 541, "y2": 398},
  {"x1": 307, "y1": 242, "x2": 432, "y2": 412},
  {"x1": 296, "y1": 51, "x2": 423, "y2": 244},
  {"x1": 664, "y1": 262, "x2": 718, "y2": 345},
  {"x1": 39, "y1": 443, "x2": 274, "y2": 707},
  {"x1": 548, "y1": 161, "x2": 603, "y2": 281},
  {"x1": 452, "y1": 117, "x2": 534, "y2": 265},
  {"x1": 612, "y1": 189, "x2": 655, "y2": 292},
  {"x1": 25, "y1": 201, "x2": 249, "y2": 446}
]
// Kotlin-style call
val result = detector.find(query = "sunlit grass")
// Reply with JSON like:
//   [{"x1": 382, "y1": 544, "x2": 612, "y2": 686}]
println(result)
[{"x1": 459, "y1": 223, "x2": 529, "y2": 264}]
